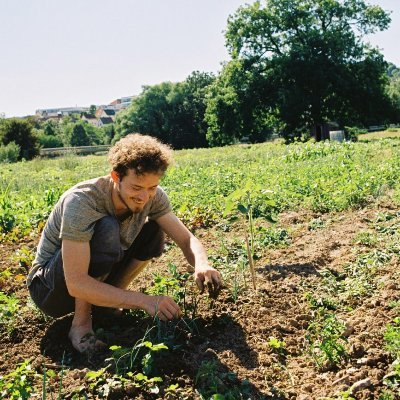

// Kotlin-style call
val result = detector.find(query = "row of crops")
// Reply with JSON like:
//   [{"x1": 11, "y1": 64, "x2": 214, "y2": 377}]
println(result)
[{"x1": 1, "y1": 139, "x2": 400, "y2": 240}]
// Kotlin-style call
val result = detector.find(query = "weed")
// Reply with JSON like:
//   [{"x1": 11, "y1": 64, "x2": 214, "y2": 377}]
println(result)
[
  {"x1": 305, "y1": 292, "x2": 337, "y2": 311},
  {"x1": 195, "y1": 360, "x2": 251, "y2": 400},
  {"x1": 0, "y1": 360, "x2": 35, "y2": 399},
  {"x1": 384, "y1": 318, "x2": 400, "y2": 359},
  {"x1": 308, "y1": 217, "x2": 326, "y2": 231},
  {"x1": 306, "y1": 310, "x2": 348, "y2": 369},
  {"x1": 268, "y1": 337, "x2": 286, "y2": 355},
  {"x1": 353, "y1": 231, "x2": 378, "y2": 247},
  {"x1": 0, "y1": 290, "x2": 20, "y2": 333},
  {"x1": 11, "y1": 246, "x2": 35, "y2": 270}
]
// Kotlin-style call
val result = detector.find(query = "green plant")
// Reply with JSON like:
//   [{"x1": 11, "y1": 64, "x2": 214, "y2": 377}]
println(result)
[
  {"x1": 0, "y1": 290, "x2": 20, "y2": 332},
  {"x1": 268, "y1": 337, "x2": 286, "y2": 353},
  {"x1": 0, "y1": 360, "x2": 35, "y2": 399},
  {"x1": 385, "y1": 318, "x2": 400, "y2": 359},
  {"x1": 353, "y1": 231, "x2": 378, "y2": 247},
  {"x1": 195, "y1": 361, "x2": 251, "y2": 400},
  {"x1": 0, "y1": 141, "x2": 20, "y2": 163},
  {"x1": 109, "y1": 339, "x2": 168, "y2": 376},
  {"x1": 11, "y1": 246, "x2": 35, "y2": 269},
  {"x1": 225, "y1": 181, "x2": 276, "y2": 289},
  {"x1": 306, "y1": 310, "x2": 348, "y2": 368}
]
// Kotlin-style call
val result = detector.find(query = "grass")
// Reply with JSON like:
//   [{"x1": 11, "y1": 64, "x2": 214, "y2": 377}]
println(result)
[{"x1": 358, "y1": 129, "x2": 400, "y2": 141}]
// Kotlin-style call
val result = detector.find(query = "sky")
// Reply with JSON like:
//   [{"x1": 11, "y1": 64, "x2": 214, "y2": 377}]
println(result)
[{"x1": 0, "y1": 0, "x2": 399, "y2": 118}]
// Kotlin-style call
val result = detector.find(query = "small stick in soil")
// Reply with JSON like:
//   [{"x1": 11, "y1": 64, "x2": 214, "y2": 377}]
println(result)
[{"x1": 245, "y1": 233, "x2": 257, "y2": 290}]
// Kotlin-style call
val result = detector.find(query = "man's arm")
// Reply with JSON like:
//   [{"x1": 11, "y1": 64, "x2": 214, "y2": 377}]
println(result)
[
  {"x1": 156, "y1": 212, "x2": 221, "y2": 296},
  {"x1": 62, "y1": 239, "x2": 181, "y2": 320}
]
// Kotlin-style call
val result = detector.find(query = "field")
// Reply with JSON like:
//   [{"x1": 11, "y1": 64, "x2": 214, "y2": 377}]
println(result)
[{"x1": 1, "y1": 139, "x2": 400, "y2": 399}]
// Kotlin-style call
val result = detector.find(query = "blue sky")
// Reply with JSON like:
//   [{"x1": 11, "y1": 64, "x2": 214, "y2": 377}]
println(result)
[{"x1": 0, "y1": 0, "x2": 399, "y2": 118}]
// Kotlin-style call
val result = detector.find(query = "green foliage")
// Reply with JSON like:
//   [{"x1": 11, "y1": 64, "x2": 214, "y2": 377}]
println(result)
[
  {"x1": 37, "y1": 133, "x2": 63, "y2": 149},
  {"x1": 206, "y1": 0, "x2": 394, "y2": 144},
  {"x1": 195, "y1": 361, "x2": 251, "y2": 400},
  {"x1": 115, "y1": 71, "x2": 214, "y2": 149},
  {"x1": 109, "y1": 339, "x2": 168, "y2": 377},
  {"x1": 306, "y1": 310, "x2": 348, "y2": 368},
  {"x1": 385, "y1": 318, "x2": 400, "y2": 359},
  {"x1": 0, "y1": 291, "x2": 20, "y2": 332},
  {"x1": 0, "y1": 118, "x2": 38, "y2": 160},
  {"x1": 268, "y1": 337, "x2": 286, "y2": 352},
  {"x1": 0, "y1": 360, "x2": 35, "y2": 399},
  {"x1": 0, "y1": 141, "x2": 20, "y2": 163}
]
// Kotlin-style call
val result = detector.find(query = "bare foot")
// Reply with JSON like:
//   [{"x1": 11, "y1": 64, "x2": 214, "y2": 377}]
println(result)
[{"x1": 68, "y1": 324, "x2": 107, "y2": 353}]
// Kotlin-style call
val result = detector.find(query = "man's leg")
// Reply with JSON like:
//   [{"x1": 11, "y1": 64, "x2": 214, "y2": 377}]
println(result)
[
  {"x1": 105, "y1": 220, "x2": 165, "y2": 290},
  {"x1": 29, "y1": 216, "x2": 123, "y2": 352}
]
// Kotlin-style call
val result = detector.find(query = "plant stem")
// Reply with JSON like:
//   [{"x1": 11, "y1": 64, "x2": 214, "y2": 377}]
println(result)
[{"x1": 245, "y1": 232, "x2": 257, "y2": 290}]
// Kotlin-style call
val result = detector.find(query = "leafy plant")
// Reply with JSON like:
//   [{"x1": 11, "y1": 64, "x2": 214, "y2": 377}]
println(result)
[
  {"x1": 306, "y1": 310, "x2": 348, "y2": 368},
  {"x1": 195, "y1": 361, "x2": 251, "y2": 400},
  {"x1": 0, "y1": 290, "x2": 20, "y2": 332},
  {"x1": 0, "y1": 360, "x2": 35, "y2": 399}
]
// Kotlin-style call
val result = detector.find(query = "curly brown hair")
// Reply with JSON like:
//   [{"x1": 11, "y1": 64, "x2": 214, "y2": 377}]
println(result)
[{"x1": 108, "y1": 133, "x2": 173, "y2": 178}]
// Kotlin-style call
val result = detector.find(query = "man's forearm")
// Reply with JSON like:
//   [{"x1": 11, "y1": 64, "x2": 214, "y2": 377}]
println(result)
[
  {"x1": 68, "y1": 274, "x2": 147, "y2": 310},
  {"x1": 181, "y1": 235, "x2": 210, "y2": 270}
]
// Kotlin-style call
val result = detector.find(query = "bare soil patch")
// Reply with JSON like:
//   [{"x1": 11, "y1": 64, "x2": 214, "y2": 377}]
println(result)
[{"x1": 1, "y1": 198, "x2": 400, "y2": 399}]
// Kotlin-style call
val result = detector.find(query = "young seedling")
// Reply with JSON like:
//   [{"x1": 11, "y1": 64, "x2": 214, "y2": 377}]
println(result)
[{"x1": 224, "y1": 181, "x2": 276, "y2": 290}]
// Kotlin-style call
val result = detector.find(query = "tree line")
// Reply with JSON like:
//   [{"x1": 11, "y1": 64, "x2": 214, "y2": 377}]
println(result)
[
  {"x1": 116, "y1": 0, "x2": 400, "y2": 146},
  {"x1": 1, "y1": 0, "x2": 400, "y2": 160}
]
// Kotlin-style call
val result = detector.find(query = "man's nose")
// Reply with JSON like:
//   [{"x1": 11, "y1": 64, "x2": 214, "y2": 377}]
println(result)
[{"x1": 137, "y1": 190, "x2": 149, "y2": 202}]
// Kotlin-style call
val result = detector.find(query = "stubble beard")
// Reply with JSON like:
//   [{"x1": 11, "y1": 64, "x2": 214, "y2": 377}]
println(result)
[{"x1": 117, "y1": 183, "x2": 144, "y2": 214}]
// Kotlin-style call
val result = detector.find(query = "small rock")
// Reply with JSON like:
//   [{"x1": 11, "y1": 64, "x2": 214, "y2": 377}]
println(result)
[
  {"x1": 356, "y1": 357, "x2": 379, "y2": 367},
  {"x1": 373, "y1": 299, "x2": 381, "y2": 306},
  {"x1": 288, "y1": 318, "x2": 301, "y2": 329},
  {"x1": 302, "y1": 384, "x2": 313, "y2": 393},
  {"x1": 387, "y1": 283, "x2": 397, "y2": 290},
  {"x1": 350, "y1": 343, "x2": 365, "y2": 358},
  {"x1": 342, "y1": 323, "x2": 355, "y2": 337},
  {"x1": 349, "y1": 377, "x2": 371, "y2": 393}
]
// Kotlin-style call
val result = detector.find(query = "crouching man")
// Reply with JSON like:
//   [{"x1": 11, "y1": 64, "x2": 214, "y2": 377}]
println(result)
[{"x1": 27, "y1": 133, "x2": 221, "y2": 352}]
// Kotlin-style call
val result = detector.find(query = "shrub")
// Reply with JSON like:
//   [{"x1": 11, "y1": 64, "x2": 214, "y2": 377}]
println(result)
[{"x1": 0, "y1": 141, "x2": 20, "y2": 163}]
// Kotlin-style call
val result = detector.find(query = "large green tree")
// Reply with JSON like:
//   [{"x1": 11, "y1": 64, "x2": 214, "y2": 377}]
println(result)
[
  {"x1": 115, "y1": 71, "x2": 214, "y2": 149},
  {"x1": 206, "y1": 0, "x2": 395, "y2": 143},
  {"x1": 0, "y1": 118, "x2": 39, "y2": 160}
]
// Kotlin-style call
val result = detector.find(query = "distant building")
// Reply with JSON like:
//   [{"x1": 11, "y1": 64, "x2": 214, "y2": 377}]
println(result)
[
  {"x1": 35, "y1": 95, "x2": 134, "y2": 122},
  {"x1": 97, "y1": 117, "x2": 114, "y2": 127},
  {"x1": 36, "y1": 106, "x2": 89, "y2": 118}
]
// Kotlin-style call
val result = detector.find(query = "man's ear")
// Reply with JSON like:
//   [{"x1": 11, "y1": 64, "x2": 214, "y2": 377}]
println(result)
[{"x1": 111, "y1": 170, "x2": 120, "y2": 183}]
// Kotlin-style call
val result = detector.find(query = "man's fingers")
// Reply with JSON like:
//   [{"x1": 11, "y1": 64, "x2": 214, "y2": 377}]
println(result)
[{"x1": 195, "y1": 276, "x2": 205, "y2": 293}]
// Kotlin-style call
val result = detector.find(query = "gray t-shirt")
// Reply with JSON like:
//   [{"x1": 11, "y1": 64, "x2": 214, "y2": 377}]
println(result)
[{"x1": 27, "y1": 175, "x2": 171, "y2": 286}]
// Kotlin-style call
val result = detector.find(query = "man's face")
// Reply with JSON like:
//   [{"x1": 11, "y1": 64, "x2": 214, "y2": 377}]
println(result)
[{"x1": 113, "y1": 169, "x2": 161, "y2": 214}]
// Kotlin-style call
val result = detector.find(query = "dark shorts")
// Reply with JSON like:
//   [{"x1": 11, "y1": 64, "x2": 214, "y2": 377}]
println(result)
[{"x1": 28, "y1": 217, "x2": 164, "y2": 318}]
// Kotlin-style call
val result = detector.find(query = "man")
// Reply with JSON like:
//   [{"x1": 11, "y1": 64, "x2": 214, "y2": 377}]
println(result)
[{"x1": 27, "y1": 134, "x2": 221, "y2": 352}]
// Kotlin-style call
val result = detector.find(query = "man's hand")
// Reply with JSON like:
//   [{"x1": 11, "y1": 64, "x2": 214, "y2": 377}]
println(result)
[
  {"x1": 142, "y1": 295, "x2": 182, "y2": 321},
  {"x1": 195, "y1": 266, "x2": 221, "y2": 299}
]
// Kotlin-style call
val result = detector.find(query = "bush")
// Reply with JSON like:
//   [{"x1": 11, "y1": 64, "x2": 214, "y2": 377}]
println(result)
[
  {"x1": 344, "y1": 126, "x2": 366, "y2": 141},
  {"x1": 0, "y1": 141, "x2": 21, "y2": 163},
  {"x1": 37, "y1": 133, "x2": 63, "y2": 148}
]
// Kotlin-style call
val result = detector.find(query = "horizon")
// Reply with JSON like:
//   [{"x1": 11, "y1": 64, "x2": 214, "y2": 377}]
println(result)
[{"x1": 1, "y1": 0, "x2": 399, "y2": 119}]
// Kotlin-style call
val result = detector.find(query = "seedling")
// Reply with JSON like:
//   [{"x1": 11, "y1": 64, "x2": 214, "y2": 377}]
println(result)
[
  {"x1": 306, "y1": 310, "x2": 348, "y2": 368},
  {"x1": 225, "y1": 181, "x2": 276, "y2": 290},
  {"x1": 0, "y1": 290, "x2": 20, "y2": 333},
  {"x1": 0, "y1": 360, "x2": 35, "y2": 400}
]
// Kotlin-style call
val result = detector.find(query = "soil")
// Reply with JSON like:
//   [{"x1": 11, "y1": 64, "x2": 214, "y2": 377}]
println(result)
[{"x1": 1, "y1": 196, "x2": 400, "y2": 399}]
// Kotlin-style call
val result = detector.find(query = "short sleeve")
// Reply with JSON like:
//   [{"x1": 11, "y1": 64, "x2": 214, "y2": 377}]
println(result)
[
  {"x1": 148, "y1": 187, "x2": 172, "y2": 220},
  {"x1": 59, "y1": 193, "x2": 102, "y2": 241}
]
